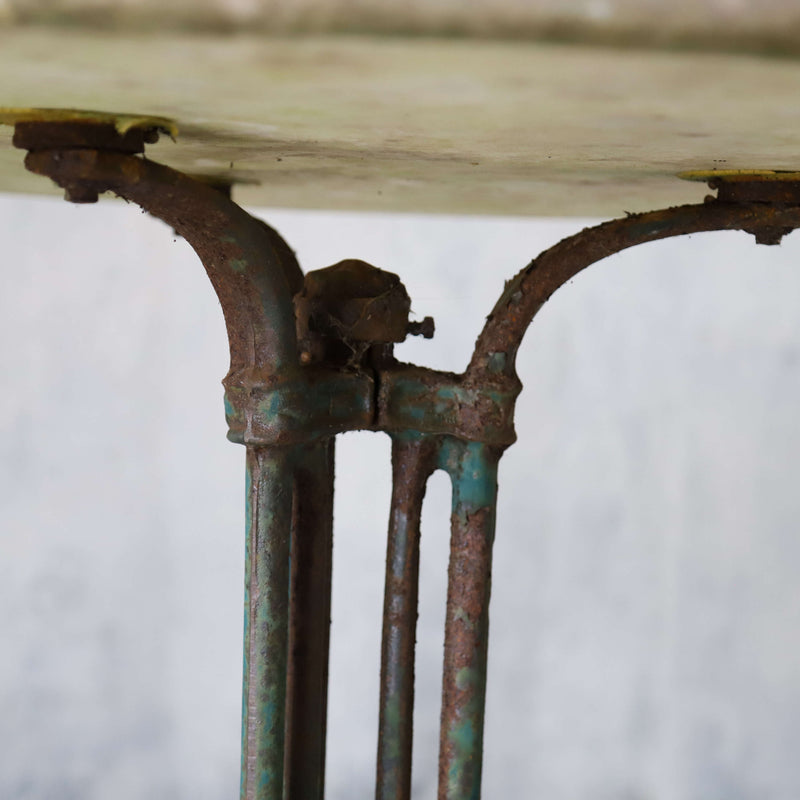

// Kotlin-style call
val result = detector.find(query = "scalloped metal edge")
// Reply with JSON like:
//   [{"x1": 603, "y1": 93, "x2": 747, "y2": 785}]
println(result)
[
  {"x1": 0, "y1": 107, "x2": 178, "y2": 139},
  {"x1": 679, "y1": 169, "x2": 800, "y2": 182}
]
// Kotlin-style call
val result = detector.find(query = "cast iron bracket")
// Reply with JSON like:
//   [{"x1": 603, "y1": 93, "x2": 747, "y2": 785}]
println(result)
[{"x1": 9, "y1": 114, "x2": 800, "y2": 800}]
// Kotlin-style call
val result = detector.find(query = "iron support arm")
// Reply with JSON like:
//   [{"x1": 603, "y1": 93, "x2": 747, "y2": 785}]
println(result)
[
  {"x1": 24, "y1": 148, "x2": 301, "y2": 380},
  {"x1": 470, "y1": 198, "x2": 800, "y2": 382}
]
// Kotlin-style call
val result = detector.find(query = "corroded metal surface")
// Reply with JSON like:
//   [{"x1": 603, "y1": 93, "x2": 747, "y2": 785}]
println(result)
[
  {"x1": 469, "y1": 191, "x2": 800, "y2": 382},
  {"x1": 242, "y1": 446, "x2": 295, "y2": 800},
  {"x1": 10, "y1": 116, "x2": 800, "y2": 800},
  {"x1": 285, "y1": 440, "x2": 335, "y2": 800},
  {"x1": 224, "y1": 369, "x2": 375, "y2": 446},
  {"x1": 437, "y1": 440, "x2": 501, "y2": 800},
  {"x1": 376, "y1": 434, "x2": 439, "y2": 800},
  {"x1": 24, "y1": 146, "x2": 300, "y2": 376},
  {"x1": 377, "y1": 365, "x2": 520, "y2": 446},
  {"x1": 0, "y1": 107, "x2": 177, "y2": 138},
  {"x1": 295, "y1": 259, "x2": 412, "y2": 363}
]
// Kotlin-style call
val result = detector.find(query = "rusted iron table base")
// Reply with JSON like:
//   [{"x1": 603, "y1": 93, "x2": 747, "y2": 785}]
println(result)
[{"x1": 9, "y1": 115, "x2": 800, "y2": 800}]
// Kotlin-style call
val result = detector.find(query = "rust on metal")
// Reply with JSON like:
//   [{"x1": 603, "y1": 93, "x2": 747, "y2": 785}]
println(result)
[
  {"x1": 437, "y1": 440, "x2": 502, "y2": 800},
  {"x1": 0, "y1": 106, "x2": 177, "y2": 137},
  {"x1": 23, "y1": 146, "x2": 300, "y2": 380},
  {"x1": 4, "y1": 111, "x2": 174, "y2": 202},
  {"x1": 224, "y1": 368, "x2": 375, "y2": 447},
  {"x1": 377, "y1": 365, "x2": 520, "y2": 446},
  {"x1": 13, "y1": 120, "x2": 158, "y2": 154},
  {"x1": 407, "y1": 316, "x2": 435, "y2": 339},
  {"x1": 469, "y1": 196, "x2": 800, "y2": 381},
  {"x1": 682, "y1": 169, "x2": 800, "y2": 243},
  {"x1": 295, "y1": 259, "x2": 413, "y2": 367},
  {"x1": 376, "y1": 434, "x2": 439, "y2": 800},
  {"x1": 242, "y1": 446, "x2": 295, "y2": 800},
  {"x1": 11, "y1": 111, "x2": 800, "y2": 800},
  {"x1": 284, "y1": 439, "x2": 335, "y2": 800}
]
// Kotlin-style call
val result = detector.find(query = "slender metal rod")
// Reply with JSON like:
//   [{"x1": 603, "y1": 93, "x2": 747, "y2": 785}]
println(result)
[
  {"x1": 241, "y1": 446, "x2": 295, "y2": 800},
  {"x1": 285, "y1": 439, "x2": 336, "y2": 800},
  {"x1": 376, "y1": 435, "x2": 438, "y2": 800},
  {"x1": 437, "y1": 440, "x2": 501, "y2": 800}
]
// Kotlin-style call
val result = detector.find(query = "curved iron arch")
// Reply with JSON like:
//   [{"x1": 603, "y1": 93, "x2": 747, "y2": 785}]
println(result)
[{"x1": 469, "y1": 197, "x2": 800, "y2": 383}]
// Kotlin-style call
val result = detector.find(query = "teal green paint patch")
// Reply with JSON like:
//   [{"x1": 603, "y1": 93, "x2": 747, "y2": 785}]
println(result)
[
  {"x1": 258, "y1": 766, "x2": 277, "y2": 791},
  {"x1": 241, "y1": 458, "x2": 254, "y2": 795},
  {"x1": 487, "y1": 351, "x2": 507, "y2": 373},
  {"x1": 244, "y1": 462, "x2": 253, "y2": 537},
  {"x1": 383, "y1": 689, "x2": 404, "y2": 761},
  {"x1": 224, "y1": 392, "x2": 246, "y2": 436},
  {"x1": 388, "y1": 381, "x2": 429, "y2": 422},
  {"x1": 449, "y1": 717, "x2": 476, "y2": 753},
  {"x1": 392, "y1": 430, "x2": 428, "y2": 445},
  {"x1": 453, "y1": 442, "x2": 498, "y2": 510},
  {"x1": 229, "y1": 372, "x2": 373, "y2": 444},
  {"x1": 446, "y1": 669, "x2": 486, "y2": 800},
  {"x1": 456, "y1": 666, "x2": 475, "y2": 692},
  {"x1": 380, "y1": 370, "x2": 517, "y2": 444},
  {"x1": 439, "y1": 439, "x2": 499, "y2": 513},
  {"x1": 402, "y1": 403, "x2": 427, "y2": 422},
  {"x1": 436, "y1": 437, "x2": 462, "y2": 475},
  {"x1": 447, "y1": 717, "x2": 478, "y2": 798},
  {"x1": 453, "y1": 607, "x2": 475, "y2": 631},
  {"x1": 262, "y1": 697, "x2": 278, "y2": 734},
  {"x1": 229, "y1": 257, "x2": 249, "y2": 273}
]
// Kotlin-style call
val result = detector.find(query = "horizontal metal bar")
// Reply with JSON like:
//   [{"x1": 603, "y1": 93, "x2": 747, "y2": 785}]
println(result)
[
  {"x1": 377, "y1": 366, "x2": 520, "y2": 446},
  {"x1": 225, "y1": 370, "x2": 374, "y2": 446}
]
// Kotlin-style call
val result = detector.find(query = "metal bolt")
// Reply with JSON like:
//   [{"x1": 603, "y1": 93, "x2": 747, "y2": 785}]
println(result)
[{"x1": 407, "y1": 316, "x2": 435, "y2": 339}]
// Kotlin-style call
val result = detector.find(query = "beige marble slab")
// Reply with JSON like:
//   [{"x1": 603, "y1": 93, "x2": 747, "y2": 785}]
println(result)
[{"x1": 1, "y1": 28, "x2": 799, "y2": 216}]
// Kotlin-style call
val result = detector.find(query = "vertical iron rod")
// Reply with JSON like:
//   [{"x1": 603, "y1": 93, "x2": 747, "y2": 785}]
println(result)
[
  {"x1": 241, "y1": 446, "x2": 295, "y2": 800},
  {"x1": 437, "y1": 440, "x2": 501, "y2": 800},
  {"x1": 376, "y1": 435, "x2": 437, "y2": 800},
  {"x1": 285, "y1": 439, "x2": 336, "y2": 800}
]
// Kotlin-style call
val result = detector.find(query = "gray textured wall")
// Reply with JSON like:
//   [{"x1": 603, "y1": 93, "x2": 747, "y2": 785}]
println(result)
[{"x1": 2, "y1": 194, "x2": 800, "y2": 799}]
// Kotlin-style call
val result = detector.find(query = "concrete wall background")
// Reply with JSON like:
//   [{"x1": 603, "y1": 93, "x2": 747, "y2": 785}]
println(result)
[{"x1": 2, "y1": 195, "x2": 800, "y2": 799}]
